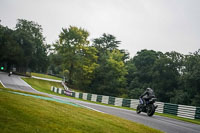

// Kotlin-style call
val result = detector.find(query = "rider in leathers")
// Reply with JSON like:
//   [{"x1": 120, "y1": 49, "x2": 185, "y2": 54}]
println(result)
[{"x1": 140, "y1": 88, "x2": 155, "y2": 106}]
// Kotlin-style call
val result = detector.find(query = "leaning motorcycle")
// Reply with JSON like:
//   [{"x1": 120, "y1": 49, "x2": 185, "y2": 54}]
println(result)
[{"x1": 136, "y1": 97, "x2": 157, "y2": 116}]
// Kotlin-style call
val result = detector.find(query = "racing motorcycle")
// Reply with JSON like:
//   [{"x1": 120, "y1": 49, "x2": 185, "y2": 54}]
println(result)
[{"x1": 136, "y1": 97, "x2": 157, "y2": 116}]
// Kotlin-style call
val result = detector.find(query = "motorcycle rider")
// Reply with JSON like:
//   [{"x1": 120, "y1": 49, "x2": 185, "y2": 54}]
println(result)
[
  {"x1": 140, "y1": 88, "x2": 155, "y2": 106},
  {"x1": 8, "y1": 71, "x2": 12, "y2": 76}
]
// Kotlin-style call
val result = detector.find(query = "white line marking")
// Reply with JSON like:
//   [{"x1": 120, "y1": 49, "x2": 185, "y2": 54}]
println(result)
[
  {"x1": 0, "y1": 80, "x2": 6, "y2": 88},
  {"x1": 31, "y1": 76, "x2": 62, "y2": 82},
  {"x1": 79, "y1": 104, "x2": 106, "y2": 114},
  {"x1": 19, "y1": 77, "x2": 42, "y2": 93}
]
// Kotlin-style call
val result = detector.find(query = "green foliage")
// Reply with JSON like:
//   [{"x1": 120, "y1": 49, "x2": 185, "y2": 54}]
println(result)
[
  {"x1": 0, "y1": 19, "x2": 48, "y2": 73},
  {"x1": 47, "y1": 53, "x2": 63, "y2": 76},
  {"x1": 15, "y1": 19, "x2": 49, "y2": 72},
  {"x1": 54, "y1": 26, "x2": 98, "y2": 90},
  {"x1": 181, "y1": 50, "x2": 200, "y2": 106},
  {"x1": 92, "y1": 33, "x2": 120, "y2": 51},
  {"x1": 0, "y1": 24, "x2": 24, "y2": 69},
  {"x1": 129, "y1": 88, "x2": 144, "y2": 99},
  {"x1": 126, "y1": 49, "x2": 200, "y2": 106},
  {"x1": 90, "y1": 34, "x2": 127, "y2": 96}
]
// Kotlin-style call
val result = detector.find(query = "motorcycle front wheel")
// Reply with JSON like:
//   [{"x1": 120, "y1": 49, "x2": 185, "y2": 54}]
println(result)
[{"x1": 147, "y1": 104, "x2": 155, "y2": 116}]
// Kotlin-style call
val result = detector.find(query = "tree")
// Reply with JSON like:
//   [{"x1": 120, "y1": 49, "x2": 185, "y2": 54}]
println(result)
[
  {"x1": 73, "y1": 45, "x2": 99, "y2": 89},
  {"x1": 55, "y1": 26, "x2": 98, "y2": 89},
  {"x1": 15, "y1": 19, "x2": 48, "y2": 72},
  {"x1": 125, "y1": 59, "x2": 139, "y2": 90},
  {"x1": 128, "y1": 88, "x2": 144, "y2": 99},
  {"x1": 91, "y1": 34, "x2": 127, "y2": 96},
  {"x1": 182, "y1": 49, "x2": 200, "y2": 106},
  {"x1": 47, "y1": 53, "x2": 63, "y2": 76},
  {"x1": 131, "y1": 50, "x2": 159, "y2": 87},
  {"x1": 151, "y1": 53, "x2": 180, "y2": 102},
  {"x1": 0, "y1": 24, "x2": 24, "y2": 71},
  {"x1": 93, "y1": 33, "x2": 120, "y2": 52}
]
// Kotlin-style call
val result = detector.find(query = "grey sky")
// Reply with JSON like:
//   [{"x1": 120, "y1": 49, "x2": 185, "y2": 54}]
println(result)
[{"x1": 0, "y1": 0, "x2": 200, "y2": 57}]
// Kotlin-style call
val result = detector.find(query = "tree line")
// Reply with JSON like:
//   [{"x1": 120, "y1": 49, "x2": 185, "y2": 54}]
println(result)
[
  {"x1": 0, "y1": 19, "x2": 199, "y2": 106},
  {"x1": 0, "y1": 19, "x2": 48, "y2": 73}
]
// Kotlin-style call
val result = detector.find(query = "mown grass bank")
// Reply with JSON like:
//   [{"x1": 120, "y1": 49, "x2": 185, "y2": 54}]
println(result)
[
  {"x1": 0, "y1": 87, "x2": 162, "y2": 133},
  {"x1": 31, "y1": 72, "x2": 62, "y2": 80},
  {"x1": 0, "y1": 82, "x2": 4, "y2": 88},
  {"x1": 22, "y1": 77, "x2": 63, "y2": 95}
]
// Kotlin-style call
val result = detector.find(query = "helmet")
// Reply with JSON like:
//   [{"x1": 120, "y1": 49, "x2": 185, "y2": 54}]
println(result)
[{"x1": 146, "y1": 88, "x2": 151, "y2": 91}]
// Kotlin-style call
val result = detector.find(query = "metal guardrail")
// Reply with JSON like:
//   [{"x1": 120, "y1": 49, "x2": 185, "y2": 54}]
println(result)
[{"x1": 51, "y1": 86, "x2": 200, "y2": 120}]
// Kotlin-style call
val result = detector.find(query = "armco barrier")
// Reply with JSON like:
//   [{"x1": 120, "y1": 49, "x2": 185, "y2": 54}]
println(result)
[
  {"x1": 87, "y1": 93, "x2": 92, "y2": 101},
  {"x1": 195, "y1": 107, "x2": 200, "y2": 119},
  {"x1": 97, "y1": 95, "x2": 102, "y2": 103},
  {"x1": 72, "y1": 92, "x2": 75, "y2": 97},
  {"x1": 177, "y1": 105, "x2": 196, "y2": 119},
  {"x1": 115, "y1": 98, "x2": 123, "y2": 106},
  {"x1": 91, "y1": 94, "x2": 97, "y2": 102},
  {"x1": 82, "y1": 93, "x2": 88, "y2": 100},
  {"x1": 130, "y1": 99, "x2": 138, "y2": 109},
  {"x1": 75, "y1": 92, "x2": 79, "y2": 98},
  {"x1": 164, "y1": 103, "x2": 178, "y2": 115},
  {"x1": 102, "y1": 96, "x2": 109, "y2": 104},
  {"x1": 51, "y1": 86, "x2": 64, "y2": 94},
  {"x1": 79, "y1": 92, "x2": 83, "y2": 99},
  {"x1": 51, "y1": 86, "x2": 200, "y2": 120},
  {"x1": 108, "y1": 96, "x2": 115, "y2": 105},
  {"x1": 122, "y1": 99, "x2": 131, "y2": 107},
  {"x1": 155, "y1": 102, "x2": 164, "y2": 113}
]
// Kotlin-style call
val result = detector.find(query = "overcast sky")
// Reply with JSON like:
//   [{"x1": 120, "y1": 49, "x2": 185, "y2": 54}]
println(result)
[{"x1": 0, "y1": 0, "x2": 200, "y2": 57}]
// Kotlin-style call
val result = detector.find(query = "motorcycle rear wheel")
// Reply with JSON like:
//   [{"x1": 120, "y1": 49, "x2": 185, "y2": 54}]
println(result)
[{"x1": 136, "y1": 105, "x2": 142, "y2": 114}]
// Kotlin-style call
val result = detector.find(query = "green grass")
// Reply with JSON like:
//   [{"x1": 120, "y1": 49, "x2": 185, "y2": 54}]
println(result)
[
  {"x1": 0, "y1": 82, "x2": 4, "y2": 88},
  {"x1": 155, "y1": 113, "x2": 200, "y2": 125},
  {"x1": 0, "y1": 87, "x2": 162, "y2": 133},
  {"x1": 22, "y1": 77, "x2": 64, "y2": 95},
  {"x1": 31, "y1": 72, "x2": 62, "y2": 80},
  {"x1": 22, "y1": 77, "x2": 200, "y2": 125}
]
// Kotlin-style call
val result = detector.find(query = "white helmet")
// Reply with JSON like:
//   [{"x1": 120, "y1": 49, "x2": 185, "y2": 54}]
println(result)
[{"x1": 146, "y1": 88, "x2": 151, "y2": 91}]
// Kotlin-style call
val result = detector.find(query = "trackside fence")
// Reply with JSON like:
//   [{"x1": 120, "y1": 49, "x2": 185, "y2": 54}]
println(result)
[{"x1": 51, "y1": 86, "x2": 200, "y2": 120}]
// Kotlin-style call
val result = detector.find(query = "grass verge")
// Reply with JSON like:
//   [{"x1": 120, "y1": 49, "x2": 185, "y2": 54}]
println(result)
[
  {"x1": 22, "y1": 77, "x2": 63, "y2": 95},
  {"x1": 155, "y1": 113, "x2": 200, "y2": 125},
  {"x1": 22, "y1": 77, "x2": 200, "y2": 125},
  {"x1": 0, "y1": 87, "x2": 162, "y2": 133},
  {"x1": 31, "y1": 72, "x2": 62, "y2": 80},
  {"x1": 0, "y1": 82, "x2": 4, "y2": 88}
]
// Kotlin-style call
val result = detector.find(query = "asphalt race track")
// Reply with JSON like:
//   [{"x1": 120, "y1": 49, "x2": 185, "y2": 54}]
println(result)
[{"x1": 0, "y1": 71, "x2": 200, "y2": 133}]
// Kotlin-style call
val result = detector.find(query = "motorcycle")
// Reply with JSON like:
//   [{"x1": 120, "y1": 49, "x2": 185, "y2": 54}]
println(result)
[
  {"x1": 136, "y1": 97, "x2": 157, "y2": 116},
  {"x1": 8, "y1": 71, "x2": 12, "y2": 76}
]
